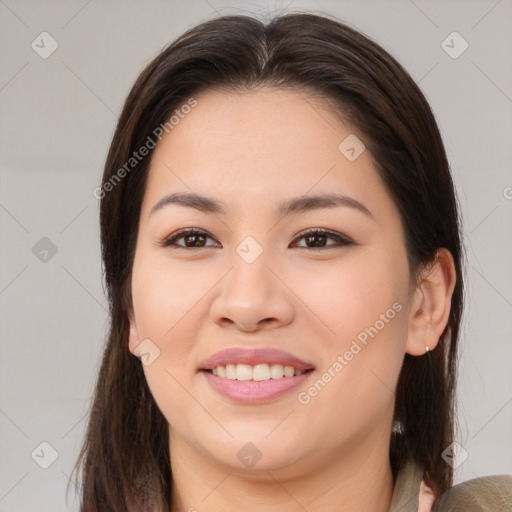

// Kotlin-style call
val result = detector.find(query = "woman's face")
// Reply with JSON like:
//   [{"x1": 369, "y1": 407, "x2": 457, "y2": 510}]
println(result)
[{"x1": 129, "y1": 87, "x2": 414, "y2": 474}]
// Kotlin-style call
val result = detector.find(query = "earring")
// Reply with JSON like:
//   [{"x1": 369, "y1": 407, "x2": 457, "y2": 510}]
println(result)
[
  {"x1": 425, "y1": 346, "x2": 430, "y2": 354},
  {"x1": 392, "y1": 420, "x2": 404, "y2": 434}
]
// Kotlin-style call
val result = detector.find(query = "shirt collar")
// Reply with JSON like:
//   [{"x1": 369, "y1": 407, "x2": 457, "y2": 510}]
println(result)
[{"x1": 388, "y1": 458, "x2": 423, "y2": 512}]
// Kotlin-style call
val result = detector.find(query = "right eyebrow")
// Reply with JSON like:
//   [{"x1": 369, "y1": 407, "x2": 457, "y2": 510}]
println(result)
[{"x1": 150, "y1": 192, "x2": 225, "y2": 217}]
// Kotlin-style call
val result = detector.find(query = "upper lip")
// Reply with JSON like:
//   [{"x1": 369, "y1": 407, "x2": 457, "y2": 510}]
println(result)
[{"x1": 199, "y1": 347, "x2": 315, "y2": 371}]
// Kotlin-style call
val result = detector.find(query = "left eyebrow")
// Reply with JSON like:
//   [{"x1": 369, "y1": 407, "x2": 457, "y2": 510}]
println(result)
[
  {"x1": 149, "y1": 191, "x2": 374, "y2": 220},
  {"x1": 278, "y1": 192, "x2": 374, "y2": 220}
]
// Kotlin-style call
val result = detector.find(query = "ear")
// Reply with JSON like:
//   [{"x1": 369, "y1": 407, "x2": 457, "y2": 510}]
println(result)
[
  {"x1": 406, "y1": 248, "x2": 457, "y2": 356},
  {"x1": 128, "y1": 310, "x2": 141, "y2": 356}
]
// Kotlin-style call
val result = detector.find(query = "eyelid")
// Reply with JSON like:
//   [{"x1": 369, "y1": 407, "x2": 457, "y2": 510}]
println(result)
[
  {"x1": 291, "y1": 227, "x2": 353, "y2": 247},
  {"x1": 159, "y1": 227, "x2": 354, "y2": 250},
  {"x1": 159, "y1": 228, "x2": 220, "y2": 248}
]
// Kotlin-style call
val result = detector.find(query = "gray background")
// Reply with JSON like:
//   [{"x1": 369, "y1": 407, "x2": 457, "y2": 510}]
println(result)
[{"x1": 1, "y1": 0, "x2": 511, "y2": 510}]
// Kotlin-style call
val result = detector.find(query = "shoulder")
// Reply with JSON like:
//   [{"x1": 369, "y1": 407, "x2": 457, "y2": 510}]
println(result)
[{"x1": 433, "y1": 474, "x2": 512, "y2": 511}]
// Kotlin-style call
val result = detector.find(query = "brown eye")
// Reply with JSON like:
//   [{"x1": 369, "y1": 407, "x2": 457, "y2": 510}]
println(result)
[
  {"x1": 160, "y1": 228, "x2": 353, "y2": 251},
  {"x1": 292, "y1": 229, "x2": 353, "y2": 250},
  {"x1": 160, "y1": 229, "x2": 219, "y2": 249}
]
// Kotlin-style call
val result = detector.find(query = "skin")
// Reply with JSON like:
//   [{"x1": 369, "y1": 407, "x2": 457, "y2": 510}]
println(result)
[{"x1": 128, "y1": 87, "x2": 456, "y2": 512}]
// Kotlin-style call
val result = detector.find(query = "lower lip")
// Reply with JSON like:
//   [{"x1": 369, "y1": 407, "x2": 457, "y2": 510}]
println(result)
[{"x1": 201, "y1": 369, "x2": 314, "y2": 404}]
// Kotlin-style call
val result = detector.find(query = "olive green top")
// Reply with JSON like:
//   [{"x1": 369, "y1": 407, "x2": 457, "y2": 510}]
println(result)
[{"x1": 389, "y1": 458, "x2": 512, "y2": 511}]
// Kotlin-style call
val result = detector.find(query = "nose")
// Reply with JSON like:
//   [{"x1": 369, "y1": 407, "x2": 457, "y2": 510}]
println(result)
[{"x1": 209, "y1": 251, "x2": 295, "y2": 333}]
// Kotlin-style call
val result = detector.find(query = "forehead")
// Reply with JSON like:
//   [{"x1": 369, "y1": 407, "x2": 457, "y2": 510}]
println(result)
[
  {"x1": 141, "y1": 87, "x2": 390, "y2": 220},
  {"x1": 154, "y1": 86, "x2": 350, "y2": 164}
]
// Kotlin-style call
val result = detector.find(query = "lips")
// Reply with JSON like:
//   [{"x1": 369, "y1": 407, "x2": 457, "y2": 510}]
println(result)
[
  {"x1": 199, "y1": 347, "x2": 315, "y2": 372},
  {"x1": 202, "y1": 369, "x2": 313, "y2": 404}
]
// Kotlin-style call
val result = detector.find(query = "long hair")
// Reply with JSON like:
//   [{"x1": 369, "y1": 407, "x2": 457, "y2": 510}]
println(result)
[{"x1": 71, "y1": 12, "x2": 464, "y2": 510}]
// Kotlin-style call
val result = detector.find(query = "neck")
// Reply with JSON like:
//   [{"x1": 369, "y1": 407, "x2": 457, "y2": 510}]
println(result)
[{"x1": 169, "y1": 432, "x2": 394, "y2": 512}]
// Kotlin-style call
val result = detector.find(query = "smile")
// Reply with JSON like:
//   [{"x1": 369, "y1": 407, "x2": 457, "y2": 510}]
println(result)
[
  {"x1": 201, "y1": 366, "x2": 315, "y2": 404},
  {"x1": 211, "y1": 363, "x2": 311, "y2": 380}
]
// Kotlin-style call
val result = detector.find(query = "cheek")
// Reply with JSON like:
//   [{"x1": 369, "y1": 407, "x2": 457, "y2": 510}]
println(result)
[
  {"x1": 295, "y1": 254, "x2": 408, "y2": 424},
  {"x1": 130, "y1": 254, "x2": 215, "y2": 391},
  {"x1": 297, "y1": 254, "x2": 405, "y2": 348},
  {"x1": 131, "y1": 255, "x2": 209, "y2": 340},
  {"x1": 131, "y1": 255, "x2": 215, "y2": 429}
]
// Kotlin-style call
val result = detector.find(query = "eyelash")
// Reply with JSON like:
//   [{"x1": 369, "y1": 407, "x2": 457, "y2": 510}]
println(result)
[{"x1": 159, "y1": 228, "x2": 354, "y2": 251}]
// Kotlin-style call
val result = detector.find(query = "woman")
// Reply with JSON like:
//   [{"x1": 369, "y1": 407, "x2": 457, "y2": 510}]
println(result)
[{"x1": 73, "y1": 12, "x2": 512, "y2": 511}]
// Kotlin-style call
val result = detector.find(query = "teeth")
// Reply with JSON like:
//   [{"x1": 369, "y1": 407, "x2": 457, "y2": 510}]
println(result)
[
  {"x1": 236, "y1": 364, "x2": 252, "y2": 381},
  {"x1": 209, "y1": 363, "x2": 306, "y2": 381}
]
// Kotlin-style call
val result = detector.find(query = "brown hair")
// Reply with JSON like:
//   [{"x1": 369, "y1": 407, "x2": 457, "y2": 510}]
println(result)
[{"x1": 71, "y1": 11, "x2": 464, "y2": 510}]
